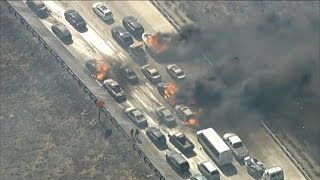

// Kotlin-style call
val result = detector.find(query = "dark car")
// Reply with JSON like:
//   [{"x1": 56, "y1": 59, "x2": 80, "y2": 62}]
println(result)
[
  {"x1": 175, "y1": 105, "x2": 196, "y2": 122},
  {"x1": 128, "y1": 44, "x2": 148, "y2": 62},
  {"x1": 103, "y1": 79, "x2": 127, "y2": 103},
  {"x1": 125, "y1": 67, "x2": 138, "y2": 84},
  {"x1": 166, "y1": 64, "x2": 186, "y2": 81},
  {"x1": 51, "y1": 22, "x2": 72, "y2": 44},
  {"x1": 27, "y1": 0, "x2": 48, "y2": 18},
  {"x1": 190, "y1": 174, "x2": 207, "y2": 180},
  {"x1": 155, "y1": 107, "x2": 176, "y2": 127},
  {"x1": 111, "y1": 26, "x2": 134, "y2": 48},
  {"x1": 86, "y1": 60, "x2": 98, "y2": 78},
  {"x1": 169, "y1": 132, "x2": 194, "y2": 154},
  {"x1": 166, "y1": 150, "x2": 190, "y2": 174},
  {"x1": 122, "y1": 16, "x2": 144, "y2": 38},
  {"x1": 64, "y1": 10, "x2": 87, "y2": 31},
  {"x1": 146, "y1": 127, "x2": 167, "y2": 149},
  {"x1": 141, "y1": 64, "x2": 162, "y2": 85},
  {"x1": 125, "y1": 107, "x2": 148, "y2": 128}
]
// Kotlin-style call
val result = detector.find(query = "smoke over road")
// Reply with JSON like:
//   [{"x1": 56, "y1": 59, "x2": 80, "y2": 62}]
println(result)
[{"x1": 163, "y1": 2, "x2": 320, "y2": 143}]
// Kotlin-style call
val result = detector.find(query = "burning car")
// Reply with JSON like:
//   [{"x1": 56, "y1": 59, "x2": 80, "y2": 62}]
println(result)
[
  {"x1": 175, "y1": 105, "x2": 199, "y2": 126},
  {"x1": 142, "y1": 32, "x2": 170, "y2": 55},
  {"x1": 85, "y1": 60, "x2": 109, "y2": 84},
  {"x1": 156, "y1": 82, "x2": 178, "y2": 105}
]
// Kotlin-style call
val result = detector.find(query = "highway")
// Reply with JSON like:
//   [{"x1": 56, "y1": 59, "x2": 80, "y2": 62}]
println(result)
[{"x1": 7, "y1": 1, "x2": 306, "y2": 180}]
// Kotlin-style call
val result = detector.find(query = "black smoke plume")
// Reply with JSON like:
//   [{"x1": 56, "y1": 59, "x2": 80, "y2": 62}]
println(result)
[{"x1": 170, "y1": 2, "x2": 320, "y2": 145}]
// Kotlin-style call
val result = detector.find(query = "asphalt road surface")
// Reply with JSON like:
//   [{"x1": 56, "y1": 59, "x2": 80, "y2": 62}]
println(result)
[{"x1": 8, "y1": 1, "x2": 306, "y2": 180}]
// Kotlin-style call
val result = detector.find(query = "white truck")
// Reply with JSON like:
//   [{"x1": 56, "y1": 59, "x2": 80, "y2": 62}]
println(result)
[{"x1": 244, "y1": 156, "x2": 284, "y2": 180}]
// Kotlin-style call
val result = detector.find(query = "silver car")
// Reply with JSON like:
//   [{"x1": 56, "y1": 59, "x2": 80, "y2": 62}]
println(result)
[
  {"x1": 141, "y1": 64, "x2": 162, "y2": 85},
  {"x1": 125, "y1": 107, "x2": 148, "y2": 128},
  {"x1": 197, "y1": 161, "x2": 220, "y2": 180},
  {"x1": 166, "y1": 64, "x2": 186, "y2": 80},
  {"x1": 92, "y1": 2, "x2": 113, "y2": 21},
  {"x1": 223, "y1": 133, "x2": 249, "y2": 160}
]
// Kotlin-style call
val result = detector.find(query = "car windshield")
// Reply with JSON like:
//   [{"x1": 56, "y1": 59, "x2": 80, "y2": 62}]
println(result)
[
  {"x1": 105, "y1": 11, "x2": 112, "y2": 16},
  {"x1": 136, "y1": 114, "x2": 145, "y2": 121},
  {"x1": 151, "y1": 70, "x2": 159, "y2": 76},
  {"x1": 176, "y1": 71, "x2": 184, "y2": 76},
  {"x1": 166, "y1": 114, "x2": 174, "y2": 120},
  {"x1": 111, "y1": 85, "x2": 121, "y2": 93},
  {"x1": 127, "y1": 71, "x2": 135, "y2": 76},
  {"x1": 124, "y1": 36, "x2": 133, "y2": 45},
  {"x1": 99, "y1": 5, "x2": 108, "y2": 11},
  {"x1": 233, "y1": 142, "x2": 244, "y2": 148},
  {"x1": 211, "y1": 170, "x2": 219, "y2": 175}
]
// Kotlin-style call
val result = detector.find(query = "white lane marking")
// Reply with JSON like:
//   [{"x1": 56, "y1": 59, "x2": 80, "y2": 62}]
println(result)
[
  {"x1": 132, "y1": 92, "x2": 153, "y2": 112},
  {"x1": 202, "y1": 54, "x2": 213, "y2": 65},
  {"x1": 43, "y1": 1, "x2": 114, "y2": 57},
  {"x1": 118, "y1": 52, "x2": 126, "y2": 59},
  {"x1": 106, "y1": 41, "x2": 116, "y2": 51},
  {"x1": 139, "y1": 85, "x2": 161, "y2": 105}
]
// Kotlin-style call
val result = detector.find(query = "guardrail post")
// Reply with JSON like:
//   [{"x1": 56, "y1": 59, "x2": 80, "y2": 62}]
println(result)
[{"x1": 3, "y1": 2, "x2": 168, "y2": 178}]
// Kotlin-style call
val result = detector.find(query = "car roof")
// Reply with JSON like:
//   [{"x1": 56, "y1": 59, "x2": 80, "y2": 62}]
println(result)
[
  {"x1": 132, "y1": 109, "x2": 142, "y2": 116},
  {"x1": 31, "y1": 1, "x2": 46, "y2": 8},
  {"x1": 70, "y1": 11, "x2": 83, "y2": 21},
  {"x1": 147, "y1": 67, "x2": 158, "y2": 74},
  {"x1": 148, "y1": 127, "x2": 164, "y2": 137},
  {"x1": 181, "y1": 106, "x2": 193, "y2": 116},
  {"x1": 97, "y1": 4, "x2": 110, "y2": 12},
  {"x1": 53, "y1": 23, "x2": 70, "y2": 35},
  {"x1": 169, "y1": 152, "x2": 187, "y2": 164},
  {"x1": 191, "y1": 174, "x2": 206, "y2": 180},
  {"x1": 161, "y1": 108, "x2": 172, "y2": 116},
  {"x1": 172, "y1": 66, "x2": 182, "y2": 73},
  {"x1": 174, "y1": 132, "x2": 185, "y2": 138},
  {"x1": 201, "y1": 161, "x2": 217, "y2": 172},
  {"x1": 86, "y1": 60, "x2": 97, "y2": 67},
  {"x1": 229, "y1": 135, "x2": 242, "y2": 144},
  {"x1": 109, "y1": 80, "x2": 119, "y2": 87}
]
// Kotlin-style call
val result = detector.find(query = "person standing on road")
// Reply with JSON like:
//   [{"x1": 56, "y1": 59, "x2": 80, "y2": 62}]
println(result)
[
  {"x1": 135, "y1": 128, "x2": 140, "y2": 139},
  {"x1": 130, "y1": 128, "x2": 134, "y2": 139}
]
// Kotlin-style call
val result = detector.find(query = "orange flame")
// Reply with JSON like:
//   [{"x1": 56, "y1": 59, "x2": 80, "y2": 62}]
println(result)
[
  {"x1": 184, "y1": 118, "x2": 199, "y2": 126},
  {"x1": 96, "y1": 64, "x2": 109, "y2": 81},
  {"x1": 164, "y1": 83, "x2": 178, "y2": 99},
  {"x1": 184, "y1": 108, "x2": 203, "y2": 126},
  {"x1": 146, "y1": 35, "x2": 169, "y2": 54},
  {"x1": 164, "y1": 83, "x2": 178, "y2": 105}
]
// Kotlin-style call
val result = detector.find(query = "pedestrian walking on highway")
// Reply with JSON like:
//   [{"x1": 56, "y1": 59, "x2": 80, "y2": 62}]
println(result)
[
  {"x1": 135, "y1": 128, "x2": 140, "y2": 139},
  {"x1": 130, "y1": 128, "x2": 134, "y2": 139}
]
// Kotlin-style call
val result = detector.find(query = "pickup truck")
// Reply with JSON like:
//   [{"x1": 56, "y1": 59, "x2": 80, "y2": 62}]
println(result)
[{"x1": 169, "y1": 132, "x2": 194, "y2": 154}]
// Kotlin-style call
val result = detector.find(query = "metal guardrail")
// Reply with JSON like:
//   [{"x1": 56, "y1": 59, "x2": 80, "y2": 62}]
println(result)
[
  {"x1": 261, "y1": 121, "x2": 312, "y2": 180},
  {"x1": 150, "y1": 0, "x2": 181, "y2": 32},
  {"x1": 2, "y1": 1, "x2": 165, "y2": 179},
  {"x1": 149, "y1": 0, "x2": 312, "y2": 179}
]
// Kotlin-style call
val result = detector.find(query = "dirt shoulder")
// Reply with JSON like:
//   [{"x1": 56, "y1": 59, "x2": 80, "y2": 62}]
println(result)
[{"x1": 0, "y1": 5, "x2": 154, "y2": 180}]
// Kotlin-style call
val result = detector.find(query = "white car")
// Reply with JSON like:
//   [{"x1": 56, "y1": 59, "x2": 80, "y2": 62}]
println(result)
[
  {"x1": 223, "y1": 133, "x2": 249, "y2": 160},
  {"x1": 197, "y1": 161, "x2": 220, "y2": 180},
  {"x1": 166, "y1": 64, "x2": 186, "y2": 80},
  {"x1": 92, "y1": 2, "x2": 113, "y2": 21}
]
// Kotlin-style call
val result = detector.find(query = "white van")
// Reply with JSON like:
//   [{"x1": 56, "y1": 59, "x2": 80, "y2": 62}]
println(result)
[
  {"x1": 262, "y1": 167, "x2": 284, "y2": 180},
  {"x1": 197, "y1": 128, "x2": 233, "y2": 166}
]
